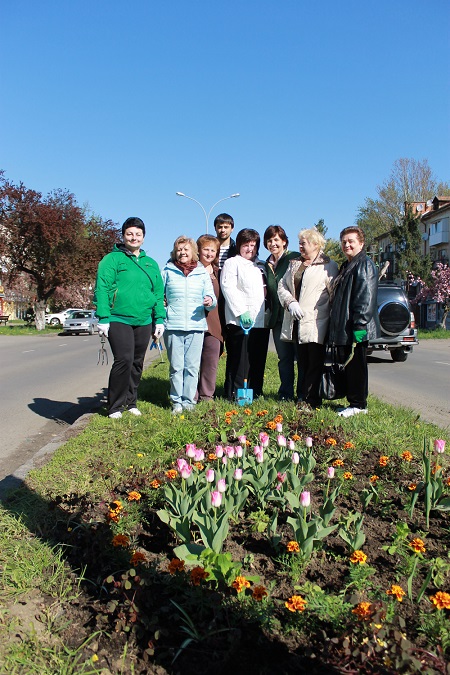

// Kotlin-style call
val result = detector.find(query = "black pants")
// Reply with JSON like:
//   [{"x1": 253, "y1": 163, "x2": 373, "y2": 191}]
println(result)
[
  {"x1": 297, "y1": 342, "x2": 326, "y2": 408},
  {"x1": 224, "y1": 325, "x2": 270, "y2": 400},
  {"x1": 107, "y1": 323, "x2": 152, "y2": 414},
  {"x1": 336, "y1": 342, "x2": 368, "y2": 409}
]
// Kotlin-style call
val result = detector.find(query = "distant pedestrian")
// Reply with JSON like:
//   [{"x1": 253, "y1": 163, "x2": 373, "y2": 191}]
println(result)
[
  {"x1": 94, "y1": 217, "x2": 165, "y2": 419},
  {"x1": 163, "y1": 236, "x2": 216, "y2": 414}
]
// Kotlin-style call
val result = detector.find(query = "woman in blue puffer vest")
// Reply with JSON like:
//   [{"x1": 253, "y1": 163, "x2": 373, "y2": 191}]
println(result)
[{"x1": 162, "y1": 236, "x2": 216, "y2": 414}]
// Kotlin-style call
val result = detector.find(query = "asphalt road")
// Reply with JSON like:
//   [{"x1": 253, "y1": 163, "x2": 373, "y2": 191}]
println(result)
[{"x1": 0, "y1": 334, "x2": 449, "y2": 487}]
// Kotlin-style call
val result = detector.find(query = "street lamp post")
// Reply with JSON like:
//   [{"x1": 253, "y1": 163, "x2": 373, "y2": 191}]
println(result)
[{"x1": 176, "y1": 192, "x2": 240, "y2": 234}]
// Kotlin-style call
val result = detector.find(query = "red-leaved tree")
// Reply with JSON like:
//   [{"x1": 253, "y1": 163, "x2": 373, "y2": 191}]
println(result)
[
  {"x1": 0, "y1": 172, "x2": 119, "y2": 329},
  {"x1": 413, "y1": 263, "x2": 450, "y2": 329}
]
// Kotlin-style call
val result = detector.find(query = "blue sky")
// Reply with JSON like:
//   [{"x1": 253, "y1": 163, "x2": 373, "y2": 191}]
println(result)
[{"x1": 1, "y1": 0, "x2": 449, "y2": 267}]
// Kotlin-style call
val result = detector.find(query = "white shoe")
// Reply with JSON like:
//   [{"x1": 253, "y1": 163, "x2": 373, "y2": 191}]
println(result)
[
  {"x1": 171, "y1": 404, "x2": 183, "y2": 415},
  {"x1": 128, "y1": 407, "x2": 142, "y2": 416},
  {"x1": 182, "y1": 402, "x2": 196, "y2": 411},
  {"x1": 338, "y1": 407, "x2": 368, "y2": 418},
  {"x1": 108, "y1": 411, "x2": 122, "y2": 419}
]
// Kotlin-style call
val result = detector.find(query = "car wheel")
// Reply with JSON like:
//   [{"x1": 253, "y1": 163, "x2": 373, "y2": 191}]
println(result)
[
  {"x1": 50, "y1": 318, "x2": 61, "y2": 326},
  {"x1": 391, "y1": 349, "x2": 408, "y2": 362},
  {"x1": 89, "y1": 324, "x2": 94, "y2": 335}
]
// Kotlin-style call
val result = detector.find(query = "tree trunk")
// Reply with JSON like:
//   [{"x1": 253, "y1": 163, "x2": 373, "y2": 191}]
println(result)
[
  {"x1": 439, "y1": 309, "x2": 448, "y2": 330},
  {"x1": 35, "y1": 300, "x2": 46, "y2": 331}
]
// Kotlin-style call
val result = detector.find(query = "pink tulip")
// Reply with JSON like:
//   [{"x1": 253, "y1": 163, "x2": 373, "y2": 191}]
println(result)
[
  {"x1": 205, "y1": 468, "x2": 215, "y2": 483},
  {"x1": 225, "y1": 446, "x2": 235, "y2": 458},
  {"x1": 253, "y1": 445, "x2": 262, "y2": 455},
  {"x1": 327, "y1": 466, "x2": 335, "y2": 479},
  {"x1": 277, "y1": 434, "x2": 287, "y2": 447},
  {"x1": 288, "y1": 439, "x2": 295, "y2": 451},
  {"x1": 234, "y1": 468, "x2": 243, "y2": 480},
  {"x1": 238, "y1": 435, "x2": 246, "y2": 444},
  {"x1": 217, "y1": 478, "x2": 227, "y2": 493},
  {"x1": 211, "y1": 491, "x2": 222, "y2": 507},
  {"x1": 259, "y1": 432, "x2": 269, "y2": 447},
  {"x1": 300, "y1": 491, "x2": 311, "y2": 508},
  {"x1": 276, "y1": 483, "x2": 282, "y2": 491},
  {"x1": 177, "y1": 458, "x2": 189, "y2": 472},
  {"x1": 222, "y1": 455, "x2": 228, "y2": 465},
  {"x1": 235, "y1": 446, "x2": 243, "y2": 458},
  {"x1": 185, "y1": 443, "x2": 196, "y2": 458},
  {"x1": 276, "y1": 422, "x2": 283, "y2": 432},
  {"x1": 255, "y1": 449, "x2": 264, "y2": 463},
  {"x1": 194, "y1": 448, "x2": 205, "y2": 461},
  {"x1": 305, "y1": 436, "x2": 313, "y2": 448},
  {"x1": 215, "y1": 445, "x2": 224, "y2": 458},
  {"x1": 277, "y1": 472, "x2": 287, "y2": 483},
  {"x1": 434, "y1": 439, "x2": 446, "y2": 454},
  {"x1": 180, "y1": 464, "x2": 192, "y2": 480},
  {"x1": 292, "y1": 452, "x2": 299, "y2": 465}
]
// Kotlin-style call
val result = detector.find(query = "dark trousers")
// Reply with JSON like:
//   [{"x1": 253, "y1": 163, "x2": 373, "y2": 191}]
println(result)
[
  {"x1": 107, "y1": 322, "x2": 152, "y2": 414},
  {"x1": 297, "y1": 342, "x2": 326, "y2": 408},
  {"x1": 196, "y1": 333, "x2": 223, "y2": 401},
  {"x1": 224, "y1": 325, "x2": 270, "y2": 400},
  {"x1": 336, "y1": 342, "x2": 368, "y2": 409}
]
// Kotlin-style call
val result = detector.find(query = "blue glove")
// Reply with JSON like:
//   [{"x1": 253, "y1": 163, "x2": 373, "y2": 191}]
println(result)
[{"x1": 240, "y1": 311, "x2": 253, "y2": 329}]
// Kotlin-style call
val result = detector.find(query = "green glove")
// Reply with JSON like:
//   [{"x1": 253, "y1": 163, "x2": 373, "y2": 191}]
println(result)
[
  {"x1": 353, "y1": 329, "x2": 367, "y2": 343},
  {"x1": 240, "y1": 311, "x2": 253, "y2": 328}
]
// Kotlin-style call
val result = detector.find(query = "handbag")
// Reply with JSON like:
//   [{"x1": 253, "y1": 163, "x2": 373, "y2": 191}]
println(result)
[{"x1": 320, "y1": 344, "x2": 355, "y2": 401}]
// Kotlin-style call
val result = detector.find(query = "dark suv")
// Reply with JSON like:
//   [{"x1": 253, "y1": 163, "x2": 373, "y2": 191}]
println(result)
[{"x1": 368, "y1": 282, "x2": 418, "y2": 362}]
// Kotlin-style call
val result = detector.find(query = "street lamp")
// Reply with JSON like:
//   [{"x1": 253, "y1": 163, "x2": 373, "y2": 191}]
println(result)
[{"x1": 176, "y1": 192, "x2": 240, "y2": 234}]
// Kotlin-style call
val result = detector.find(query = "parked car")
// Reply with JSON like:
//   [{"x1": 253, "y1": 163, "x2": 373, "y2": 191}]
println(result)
[
  {"x1": 368, "y1": 282, "x2": 418, "y2": 362},
  {"x1": 45, "y1": 308, "x2": 85, "y2": 325},
  {"x1": 63, "y1": 310, "x2": 99, "y2": 335}
]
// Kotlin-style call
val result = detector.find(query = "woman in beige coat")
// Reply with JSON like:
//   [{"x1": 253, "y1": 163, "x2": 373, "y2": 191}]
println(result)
[{"x1": 278, "y1": 228, "x2": 338, "y2": 408}]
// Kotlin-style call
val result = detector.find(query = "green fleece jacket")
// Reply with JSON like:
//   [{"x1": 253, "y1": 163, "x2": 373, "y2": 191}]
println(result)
[{"x1": 94, "y1": 244, "x2": 165, "y2": 326}]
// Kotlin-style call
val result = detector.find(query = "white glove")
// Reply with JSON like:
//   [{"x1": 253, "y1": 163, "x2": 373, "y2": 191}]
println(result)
[
  {"x1": 154, "y1": 324, "x2": 165, "y2": 339},
  {"x1": 98, "y1": 323, "x2": 110, "y2": 338},
  {"x1": 288, "y1": 302, "x2": 304, "y2": 320}
]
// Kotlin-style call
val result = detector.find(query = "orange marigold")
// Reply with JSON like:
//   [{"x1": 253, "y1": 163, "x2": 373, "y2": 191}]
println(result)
[
  {"x1": 252, "y1": 585, "x2": 268, "y2": 601},
  {"x1": 266, "y1": 421, "x2": 277, "y2": 430},
  {"x1": 370, "y1": 475, "x2": 379, "y2": 483},
  {"x1": 127, "y1": 491, "x2": 141, "y2": 501},
  {"x1": 446, "y1": 476, "x2": 450, "y2": 487},
  {"x1": 107, "y1": 512, "x2": 120, "y2": 523},
  {"x1": 408, "y1": 482, "x2": 417, "y2": 491},
  {"x1": 256, "y1": 409, "x2": 269, "y2": 417},
  {"x1": 343, "y1": 442, "x2": 354, "y2": 449},
  {"x1": 245, "y1": 440, "x2": 251, "y2": 446},
  {"x1": 409, "y1": 538, "x2": 426, "y2": 554},
  {"x1": 190, "y1": 566, "x2": 209, "y2": 586},
  {"x1": 166, "y1": 469, "x2": 178, "y2": 480},
  {"x1": 379, "y1": 456, "x2": 389, "y2": 467},
  {"x1": 352, "y1": 601, "x2": 373, "y2": 619},
  {"x1": 285, "y1": 595, "x2": 307, "y2": 613},
  {"x1": 232, "y1": 576, "x2": 251, "y2": 593},
  {"x1": 386, "y1": 584, "x2": 406, "y2": 602},
  {"x1": 130, "y1": 551, "x2": 147, "y2": 565},
  {"x1": 286, "y1": 540, "x2": 300, "y2": 553},
  {"x1": 430, "y1": 591, "x2": 450, "y2": 610},
  {"x1": 432, "y1": 465, "x2": 442, "y2": 475},
  {"x1": 243, "y1": 408, "x2": 252, "y2": 415},
  {"x1": 150, "y1": 479, "x2": 161, "y2": 489},
  {"x1": 343, "y1": 471, "x2": 353, "y2": 480},
  {"x1": 168, "y1": 558, "x2": 185, "y2": 575},
  {"x1": 333, "y1": 459, "x2": 344, "y2": 467},
  {"x1": 350, "y1": 550, "x2": 368, "y2": 565},
  {"x1": 208, "y1": 453, "x2": 218, "y2": 461},
  {"x1": 110, "y1": 500, "x2": 123, "y2": 511},
  {"x1": 292, "y1": 434, "x2": 301, "y2": 441},
  {"x1": 326, "y1": 438, "x2": 337, "y2": 446},
  {"x1": 401, "y1": 451, "x2": 413, "y2": 462},
  {"x1": 194, "y1": 462, "x2": 204, "y2": 471},
  {"x1": 274, "y1": 414, "x2": 283, "y2": 423},
  {"x1": 112, "y1": 534, "x2": 130, "y2": 547}
]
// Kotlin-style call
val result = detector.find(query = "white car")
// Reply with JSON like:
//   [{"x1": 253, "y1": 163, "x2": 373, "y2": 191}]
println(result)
[
  {"x1": 63, "y1": 310, "x2": 99, "y2": 335},
  {"x1": 45, "y1": 308, "x2": 85, "y2": 326}
]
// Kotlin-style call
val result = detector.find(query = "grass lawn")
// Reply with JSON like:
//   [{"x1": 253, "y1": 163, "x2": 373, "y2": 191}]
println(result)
[{"x1": 0, "y1": 353, "x2": 449, "y2": 674}]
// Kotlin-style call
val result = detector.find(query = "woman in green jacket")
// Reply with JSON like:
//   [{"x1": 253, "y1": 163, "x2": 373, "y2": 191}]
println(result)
[
  {"x1": 264, "y1": 225, "x2": 301, "y2": 401},
  {"x1": 94, "y1": 217, "x2": 165, "y2": 419}
]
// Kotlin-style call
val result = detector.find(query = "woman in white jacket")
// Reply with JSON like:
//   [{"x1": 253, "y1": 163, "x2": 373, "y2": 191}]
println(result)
[
  {"x1": 278, "y1": 228, "x2": 338, "y2": 408},
  {"x1": 220, "y1": 228, "x2": 269, "y2": 400}
]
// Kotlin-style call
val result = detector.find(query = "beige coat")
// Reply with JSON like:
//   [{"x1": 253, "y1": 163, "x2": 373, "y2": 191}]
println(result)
[{"x1": 277, "y1": 253, "x2": 338, "y2": 344}]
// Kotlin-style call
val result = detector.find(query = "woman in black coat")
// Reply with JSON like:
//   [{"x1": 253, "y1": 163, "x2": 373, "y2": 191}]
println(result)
[{"x1": 328, "y1": 226, "x2": 380, "y2": 418}]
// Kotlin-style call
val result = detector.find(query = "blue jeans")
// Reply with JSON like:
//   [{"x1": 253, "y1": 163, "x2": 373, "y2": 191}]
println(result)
[
  {"x1": 164, "y1": 330, "x2": 204, "y2": 407},
  {"x1": 272, "y1": 322, "x2": 303, "y2": 400}
]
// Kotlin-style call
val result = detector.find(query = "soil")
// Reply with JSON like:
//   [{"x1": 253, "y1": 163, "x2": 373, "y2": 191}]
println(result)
[{"x1": 3, "y1": 420, "x2": 450, "y2": 675}]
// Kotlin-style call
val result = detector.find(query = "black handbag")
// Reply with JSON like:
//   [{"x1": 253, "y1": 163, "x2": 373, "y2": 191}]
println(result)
[{"x1": 320, "y1": 344, "x2": 355, "y2": 401}]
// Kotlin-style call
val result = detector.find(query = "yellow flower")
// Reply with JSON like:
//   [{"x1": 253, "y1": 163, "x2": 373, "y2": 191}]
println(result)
[
  {"x1": 333, "y1": 458, "x2": 344, "y2": 467},
  {"x1": 92, "y1": 654, "x2": 99, "y2": 663},
  {"x1": 408, "y1": 482, "x2": 417, "y2": 491},
  {"x1": 349, "y1": 550, "x2": 367, "y2": 565},
  {"x1": 252, "y1": 585, "x2": 268, "y2": 601},
  {"x1": 379, "y1": 455, "x2": 389, "y2": 466},
  {"x1": 168, "y1": 558, "x2": 185, "y2": 575},
  {"x1": 370, "y1": 475, "x2": 379, "y2": 483},
  {"x1": 285, "y1": 595, "x2": 307, "y2": 612},
  {"x1": 112, "y1": 534, "x2": 130, "y2": 547},
  {"x1": 430, "y1": 591, "x2": 450, "y2": 610},
  {"x1": 326, "y1": 438, "x2": 337, "y2": 446},
  {"x1": 343, "y1": 471, "x2": 353, "y2": 480},
  {"x1": 137, "y1": 453, "x2": 144, "y2": 457},
  {"x1": 286, "y1": 540, "x2": 300, "y2": 553},
  {"x1": 232, "y1": 576, "x2": 251, "y2": 593},
  {"x1": 409, "y1": 538, "x2": 426, "y2": 554},
  {"x1": 352, "y1": 601, "x2": 373, "y2": 619},
  {"x1": 127, "y1": 491, "x2": 141, "y2": 501},
  {"x1": 386, "y1": 584, "x2": 406, "y2": 602},
  {"x1": 401, "y1": 451, "x2": 413, "y2": 462}
]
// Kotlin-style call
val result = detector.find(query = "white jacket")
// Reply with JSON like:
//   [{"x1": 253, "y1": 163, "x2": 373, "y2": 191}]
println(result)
[
  {"x1": 220, "y1": 255, "x2": 266, "y2": 328},
  {"x1": 278, "y1": 254, "x2": 338, "y2": 344}
]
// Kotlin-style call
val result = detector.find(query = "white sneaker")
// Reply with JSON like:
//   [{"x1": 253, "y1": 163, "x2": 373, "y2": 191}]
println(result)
[
  {"x1": 182, "y1": 402, "x2": 196, "y2": 411},
  {"x1": 338, "y1": 407, "x2": 368, "y2": 418},
  {"x1": 108, "y1": 411, "x2": 122, "y2": 419},
  {"x1": 171, "y1": 404, "x2": 183, "y2": 415},
  {"x1": 127, "y1": 407, "x2": 142, "y2": 416}
]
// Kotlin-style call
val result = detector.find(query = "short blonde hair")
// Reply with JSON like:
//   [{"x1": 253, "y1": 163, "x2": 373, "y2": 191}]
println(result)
[
  {"x1": 298, "y1": 228, "x2": 326, "y2": 250},
  {"x1": 170, "y1": 235, "x2": 199, "y2": 262}
]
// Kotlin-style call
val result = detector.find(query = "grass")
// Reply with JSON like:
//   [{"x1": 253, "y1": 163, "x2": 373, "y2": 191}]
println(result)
[
  {"x1": 0, "y1": 352, "x2": 449, "y2": 673},
  {"x1": 0, "y1": 321, "x2": 61, "y2": 336},
  {"x1": 418, "y1": 326, "x2": 450, "y2": 339}
]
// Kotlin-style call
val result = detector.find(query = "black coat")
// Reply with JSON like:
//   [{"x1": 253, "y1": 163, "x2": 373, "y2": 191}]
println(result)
[{"x1": 328, "y1": 251, "x2": 380, "y2": 346}]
